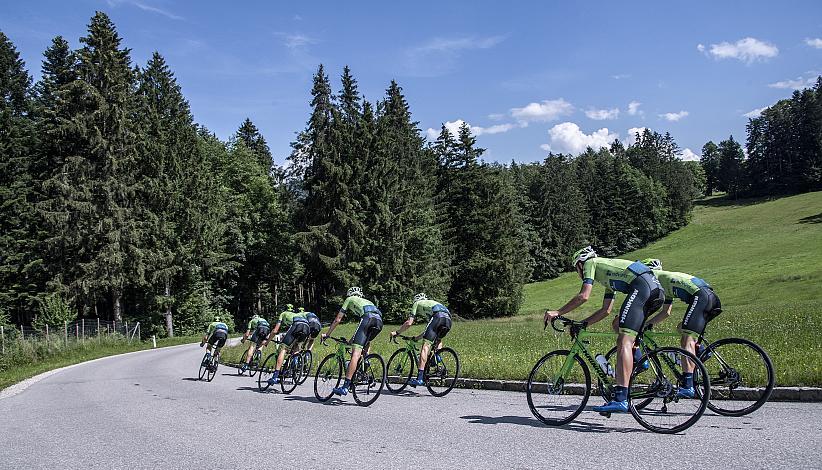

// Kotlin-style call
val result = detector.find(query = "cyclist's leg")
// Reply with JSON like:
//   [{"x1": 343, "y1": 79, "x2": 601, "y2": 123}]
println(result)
[{"x1": 679, "y1": 288, "x2": 713, "y2": 374}]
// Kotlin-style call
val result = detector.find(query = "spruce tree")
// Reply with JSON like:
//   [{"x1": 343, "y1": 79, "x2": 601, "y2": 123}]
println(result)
[
  {"x1": 235, "y1": 118, "x2": 273, "y2": 173},
  {"x1": 700, "y1": 141, "x2": 720, "y2": 196}
]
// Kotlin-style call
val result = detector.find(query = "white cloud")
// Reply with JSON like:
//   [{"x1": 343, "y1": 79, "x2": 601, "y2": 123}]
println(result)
[
  {"x1": 404, "y1": 35, "x2": 505, "y2": 76},
  {"x1": 510, "y1": 99, "x2": 574, "y2": 125},
  {"x1": 805, "y1": 38, "x2": 822, "y2": 49},
  {"x1": 425, "y1": 119, "x2": 515, "y2": 141},
  {"x1": 612, "y1": 74, "x2": 631, "y2": 80},
  {"x1": 680, "y1": 148, "x2": 700, "y2": 161},
  {"x1": 627, "y1": 101, "x2": 642, "y2": 116},
  {"x1": 659, "y1": 111, "x2": 689, "y2": 122},
  {"x1": 281, "y1": 33, "x2": 318, "y2": 50},
  {"x1": 625, "y1": 127, "x2": 649, "y2": 146},
  {"x1": 698, "y1": 37, "x2": 778, "y2": 64},
  {"x1": 487, "y1": 113, "x2": 505, "y2": 121},
  {"x1": 768, "y1": 75, "x2": 816, "y2": 90},
  {"x1": 743, "y1": 107, "x2": 766, "y2": 118},
  {"x1": 106, "y1": 0, "x2": 184, "y2": 20},
  {"x1": 542, "y1": 122, "x2": 618, "y2": 155},
  {"x1": 585, "y1": 108, "x2": 620, "y2": 120}
]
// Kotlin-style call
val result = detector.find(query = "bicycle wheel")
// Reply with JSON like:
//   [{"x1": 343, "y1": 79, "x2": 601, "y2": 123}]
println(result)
[
  {"x1": 314, "y1": 354, "x2": 342, "y2": 402},
  {"x1": 257, "y1": 353, "x2": 277, "y2": 392},
  {"x1": 238, "y1": 349, "x2": 249, "y2": 375},
  {"x1": 698, "y1": 338, "x2": 774, "y2": 416},
  {"x1": 352, "y1": 353, "x2": 385, "y2": 407},
  {"x1": 629, "y1": 347, "x2": 710, "y2": 434},
  {"x1": 425, "y1": 347, "x2": 460, "y2": 397},
  {"x1": 526, "y1": 350, "x2": 591, "y2": 426},
  {"x1": 249, "y1": 349, "x2": 262, "y2": 378},
  {"x1": 296, "y1": 350, "x2": 312, "y2": 385},
  {"x1": 198, "y1": 353, "x2": 210, "y2": 380},
  {"x1": 386, "y1": 348, "x2": 414, "y2": 393},
  {"x1": 280, "y1": 353, "x2": 300, "y2": 394},
  {"x1": 206, "y1": 353, "x2": 219, "y2": 382}
]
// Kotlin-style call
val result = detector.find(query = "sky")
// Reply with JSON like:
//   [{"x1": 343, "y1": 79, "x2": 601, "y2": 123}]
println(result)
[{"x1": 3, "y1": 0, "x2": 822, "y2": 165}]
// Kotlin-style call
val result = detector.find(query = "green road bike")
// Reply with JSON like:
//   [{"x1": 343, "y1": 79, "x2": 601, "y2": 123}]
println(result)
[
  {"x1": 386, "y1": 334, "x2": 460, "y2": 397},
  {"x1": 526, "y1": 316, "x2": 711, "y2": 434},
  {"x1": 314, "y1": 336, "x2": 386, "y2": 406},
  {"x1": 604, "y1": 329, "x2": 774, "y2": 416},
  {"x1": 257, "y1": 342, "x2": 303, "y2": 394},
  {"x1": 198, "y1": 347, "x2": 221, "y2": 382}
]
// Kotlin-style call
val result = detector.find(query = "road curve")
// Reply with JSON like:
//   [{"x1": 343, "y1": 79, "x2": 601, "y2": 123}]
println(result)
[{"x1": 1, "y1": 343, "x2": 819, "y2": 469}]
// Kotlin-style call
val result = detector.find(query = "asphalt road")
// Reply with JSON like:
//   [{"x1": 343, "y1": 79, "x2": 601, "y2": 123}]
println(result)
[{"x1": 1, "y1": 343, "x2": 820, "y2": 469}]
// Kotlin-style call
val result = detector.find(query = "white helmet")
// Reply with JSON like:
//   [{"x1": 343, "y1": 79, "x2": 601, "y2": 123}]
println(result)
[
  {"x1": 571, "y1": 246, "x2": 597, "y2": 267},
  {"x1": 413, "y1": 292, "x2": 427, "y2": 302},
  {"x1": 642, "y1": 258, "x2": 662, "y2": 270},
  {"x1": 347, "y1": 286, "x2": 363, "y2": 298}
]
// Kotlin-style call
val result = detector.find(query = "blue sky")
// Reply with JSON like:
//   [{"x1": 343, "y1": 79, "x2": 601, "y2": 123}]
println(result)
[{"x1": 3, "y1": 0, "x2": 821, "y2": 164}]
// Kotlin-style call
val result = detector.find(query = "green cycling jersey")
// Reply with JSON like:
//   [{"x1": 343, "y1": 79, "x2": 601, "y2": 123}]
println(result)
[
  {"x1": 654, "y1": 269, "x2": 710, "y2": 303},
  {"x1": 277, "y1": 310, "x2": 306, "y2": 327},
  {"x1": 581, "y1": 257, "x2": 642, "y2": 297},
  {"x1": 408, "y1": 299, "x2": 442, "y2": 322},
  {"x1": 340, "y1": 295, "x2": 376, "y2": 318},
  {"x1": 206, "y1": 321, "x2": 228, "y2": 335},
  {"x1": 247, "y1": 317, "x2": 269, "y2": 330}
]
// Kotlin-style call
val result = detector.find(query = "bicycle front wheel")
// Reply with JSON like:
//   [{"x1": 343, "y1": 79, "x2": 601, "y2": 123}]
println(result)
[
  {"x1": 699, "y1": 338, "x2": 774, "y2": 416},
  {"x1": 238, "y1": 349, "x2": 249, "y2": 376},
  {"x1": 296, "y1": 350, "x2": 313, "y2": 385},
  {"x1": 257, "y1": 353, "x2": 277, "y2": 392},
  {"x1": 249, "y1": 350, "x2": 262, "y2": 378},
  {"x1": 206, "y1": 354, "x2": 218, "y2": 382},
  {"x1": 629, "y1": 347, "x2": 710, "y2": 434},
  {"x1": 386, "y1": 348, "x2": 414, "y2": 393},
  {"x1": 425, "y1": 347, "x2": 460, "y2": 397},
  {"x1": 526, "y1": 350, "x2": 591, "y2": 426},
  {"x1": 280, "y1": 353, "x2": 300, "y2": 394},
  {"x1": 352, "y1": 353, "x2": 385, "y2": 407},
  {"x1": 198, "y1": 353, "x2": 210, "y2": 380},
  {"x1": 314, "y1": 354, "x2": 342, "y2": 402}
]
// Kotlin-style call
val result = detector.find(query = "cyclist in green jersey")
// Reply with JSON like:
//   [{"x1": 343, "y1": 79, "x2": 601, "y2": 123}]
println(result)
[
  {"x1": 322, "y1": 287, "x2": 384, "y2": 396},
  {"x1": 390, "y1": 293, "x2": 453, "y2": 387},
  {"x1": 544, "y1": 246, "x2": 664, "y2": 413},
  {"x1": 642, "y1": 258, "x2": 723, "y2": 398},
  {"x1": 200, "y1": 316, "x2": 229, "y2": 364},
  {"x1": 264, "y1": 305, "x2": 310, "y2": 385},
  {"x1": 240, "y1": 313, "x2": 270, "y2": 372}
]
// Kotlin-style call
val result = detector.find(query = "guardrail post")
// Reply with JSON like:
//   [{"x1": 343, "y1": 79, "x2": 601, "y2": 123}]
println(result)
[
  {"x1": 64, "y1": 321, "x2": 68, "y2": 346},
  {"x1": 1, "y1": 326, "x2": 4, "y2": 354},
  {"x1": 152, "y1": 334, "x2": 156, "y2": 349},
  {"x1": 82, "y1": 319, "x2": 85, "y2": 342},
  {"x1": 97, "y1": 317, "x2": 100, "y2": 338},
  {"x1": 113, "y1": 320, "x2": 117, "y2": 337},
  {"x1": 125, "y1": 321, "x2": 130, "y2": 342},
  {"x1": 45, "y1": 324, "x2": 49, "y2": 347},
  {"x1": 20, "y1": 324, "x2": 24, "y2": 340}
]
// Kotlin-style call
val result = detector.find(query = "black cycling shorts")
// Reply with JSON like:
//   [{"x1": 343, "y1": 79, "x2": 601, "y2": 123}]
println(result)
[
  {"x1": 307, "y1": 317, "x2": 322, "y2": 338},
  {"x1": 681, "y1": 287, "x2": 721, "y2": 337},
  {"x1": 351, "y1": 311, "x2": 383, "y2": 349},
  {"x1": 422, "y1": 311, "x2": 452, "y2": 343},
  {"x1": 208, "y1": 330, "x2": 228, "y2": 348},
  {"x1": 617, "y1": 272, "x2": 665, "y2": 336},
  {"x1": 282, "y1": 320, "x2": 310, "y2": 347},
  {"x1": 250, "y1": 326, "x2": 270, "y2": 345}
]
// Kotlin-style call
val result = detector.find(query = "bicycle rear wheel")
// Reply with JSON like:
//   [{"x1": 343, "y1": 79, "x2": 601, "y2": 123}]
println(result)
[
  {"x1": 280, "y1": 353, "x2": 300, "y2": 394},
  {"x1": 296, "y1": 350, "x2": 312, "y2": 385},
  {"x1": 629, "y1": 347, "x2": 710, "y2": 434},
  {"x1": 314, "y1": 354, "x2": 342, "y2": 402},
  {"x1": 425, "y1": 347, "x2": 460, "y2": 397},
  {"x1": 238, "y1": 350, "x2": 249, "y2": 376},
  {"x1": 526, "y1": 350, "x2": 591, "y2": 426},
  {"x1": 352, "y1": 353, "x2": 385, "y2": 407},
  {"x1": 206, "y1": 353, "x2": 219, "y2": 382},
  {"x1": 386, "y1": 349, "x2": 414, "y2": 393},
  {"x1": 257, "y1": 353, "x2": 277, "y2": 392},
  {"x1": 249, "y1": 350, "x2": 262, "y2": 378},
  {"x1": 198, "y1": 353, "x2": 210, "y2": 380},
  {"x1": 698, "y1": 338, "x2": 774, "y2": 416}
]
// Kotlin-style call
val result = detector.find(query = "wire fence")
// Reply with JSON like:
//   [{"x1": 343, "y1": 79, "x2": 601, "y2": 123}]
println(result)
[{"x1": 0, "y1": 320, "x2": 140, "y2": 355}]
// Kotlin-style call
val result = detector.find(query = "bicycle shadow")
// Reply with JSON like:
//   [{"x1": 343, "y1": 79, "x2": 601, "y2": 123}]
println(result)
[
  {"x1": 236, "y1": 385, "x2": 277, "y2": 394},
  {"x1": 283, "y1": 394, "x2": 360, "y2": 407},
  {"x1": 181, "y1": 377, "x2": 201, "y2": 381},
  {"x1": 459, "y1": 415, "x2": 645, "y2": 434}
]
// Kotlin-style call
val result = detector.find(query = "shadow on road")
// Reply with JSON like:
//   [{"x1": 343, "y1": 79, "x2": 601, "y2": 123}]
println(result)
[
  {"x1": 236, "y1": 386, "x2": 273, "y2": 394},
  {"x1": 181, "y1": 378, "x2": 200, "y2": 381},
  {"x1": 460, "y1": 415, "x2": 645, "y2": 434},
  {"x1": 283, "y1": 394, "x2": 359, "y2": 407}
]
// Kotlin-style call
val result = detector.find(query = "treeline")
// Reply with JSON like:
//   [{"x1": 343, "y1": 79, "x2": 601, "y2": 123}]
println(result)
[
  {"x1": 0, "y1": 12, "x2": 702, "y2": 334},
  {"x1": 701, "y1": 77, "x2": 822, "y2": 198}
]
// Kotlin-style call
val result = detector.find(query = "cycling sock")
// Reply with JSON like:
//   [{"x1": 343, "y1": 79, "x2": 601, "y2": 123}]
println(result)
[
  {"x1": 417, "y1": 370, "x2": 424, "y2": 381},
  {"x1": 343, "y1": 378, "x2": 351, "y2": 388},
  {"x1": 632, "y1": 348, "x2": 643, "y2": 363},
  {"x1": 272, "y1": 370, "x2": 279, "y2": 379},
  {"x1": 683, "y1": 372, "x2": 694, "y2": 388},
  {"x1": 614, "y1": 385, "x2": 628, "y2": 402}
]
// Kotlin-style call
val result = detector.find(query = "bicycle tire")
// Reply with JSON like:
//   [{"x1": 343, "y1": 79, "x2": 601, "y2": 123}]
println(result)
[
  {"x1": 699, "y1": 337, "x2": 774, "y2": 417},
  {"x1": 629, "y1": 347, "x2": 710, "y2": 434},
  {"x1": 526, "y1": 350, "x2": 591, "y2": 426},
  {"x1": 206, "y1": 353, "x2": 218, "y2": 382},
  {"x1": 386, "y1": 348, "x2": 414, "y2": 393},
  {"x1": 238, "y1": 349, "x2": 249, "y2": 375},
  {"x1": 198, "y1": 353, "x2": 210, "y2": 380},
  {"x1": 296, "y1": 350, "x2": 312, "y2": 385},
  {"x1": 425, "y1": 347, "x2": 460, "y2": 397},
  {"x1": 249, "y1": 349, "x2": 262, "y2": 378},
  {"x1": 257, "y1": 353, "x2": 277, "y2": 392},
  {"x1": 314, "y1": 354, "x2": 342, "y2": 402},
  {"x1": 352, "y1": 353, "x2": 385, "y2": 407},
  {"x1": 280, "y1": 353, "x2": 300, "y2": 394}
]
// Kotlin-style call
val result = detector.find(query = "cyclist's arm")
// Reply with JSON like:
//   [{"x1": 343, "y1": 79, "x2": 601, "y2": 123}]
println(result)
[
  {"x1": 583, "y1": 296, "x2": 615, "y2": 325},
  {"x1": 646, "y1": 302, "x2": 673, "y2": 326},
  {"x1": 545, "y1": 283, "x2": 594, "y2": 321},
  {"x1": 324, "y1": 310, "x2": 345, "y2": 337},
  {"x1": 271, "y1": 321, "x2": 282, "y2": 335},
  {"x1": 393, "y1": 316, "x2": 415, "y2": 335}
]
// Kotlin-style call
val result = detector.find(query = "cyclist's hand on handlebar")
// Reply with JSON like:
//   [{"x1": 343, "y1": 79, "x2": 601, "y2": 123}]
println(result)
[
  {"x1": 543, "y1": 310, "x2": 560, "y2": 328},
  {"x1": 390, "y1": 331, "x2": 397, "y2": 337},
  {"x1": 199, "y1": 341, "x2": 204, "y2": 347}
]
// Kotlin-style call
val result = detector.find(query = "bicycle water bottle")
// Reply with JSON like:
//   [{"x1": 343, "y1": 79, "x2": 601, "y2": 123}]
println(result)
[{"x1": 595, "y1": 354, "x2": 611, "y2": 376}]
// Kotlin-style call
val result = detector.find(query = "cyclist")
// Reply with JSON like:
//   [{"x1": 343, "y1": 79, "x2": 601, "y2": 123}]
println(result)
[
  {"x1": 240, "y1": 313, "x2": 270, "y2": 372},
  {"x1": 265, "y1": 305, "x2": 310, "y2": 384},
  {"x1": 544, "y1": 246, "x2": 664, "y2": 413},
  {"x1": 200, "y1": 316, "x2": 229, "y2": 364},
  {"x1": 322, "y1": 287, "x2": 383, "y2": 396},
  {"x1": 390, "y1": 293, "x2": 452, "y2": 387},
  {"x1": 642, "y1": 258, "x2": 722, "y2": 398},
  {"x1": 299, "y1": 307, "x2": 322, "y2": 351}
]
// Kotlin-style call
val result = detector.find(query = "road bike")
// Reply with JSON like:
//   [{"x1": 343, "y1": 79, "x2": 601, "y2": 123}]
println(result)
[
  {"x1": 238, "y1": 347, "x2": 263, "y2": 377},
  {"x1": 314, "y1": 336, "x2": 385, "y2": 406},
  {"x1": 526, "y1": 316, "x2": 711, "y2": 434},
  {"x1": 386, "y1": 334, "x2": 460, "y2": 397},
  {"x1": 603, "y1": 329, "x2": 774, "y2": 416},
  {"x1": 198, "y1": 346, "x2": 221, "y2": 382},
  {"x1": 257, "y1": 343, "x2": 303, "y2": 394}
]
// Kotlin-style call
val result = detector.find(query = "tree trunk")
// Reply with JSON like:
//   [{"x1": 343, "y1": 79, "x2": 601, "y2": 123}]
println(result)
[
  {"x1": 113, "y1": 290, "x2": 122, "y2": 322},
  {"x1": 164, "y1": 279, "x2": 174, "y2": 338}
]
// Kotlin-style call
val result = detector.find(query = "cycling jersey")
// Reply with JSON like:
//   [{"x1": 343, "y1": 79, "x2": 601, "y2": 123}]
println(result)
[
  {"x1": 277, "y1": 310, "x2": 307, "y2": 327},
  {"x1": 581, "y1": 258, "x2": 653, "y2": 298},
  {"x1": 247, "y1": 317, "x2": 270, "y2": 330},
  {"x1": 653, "y1": 270, "x2": 711, "y2": 304},
  {"x1": 409, "y1": 299, "x2": 448, "y2": 322},
  {"x1": 339, "y1": 296, "x2": 377, "y2": 318},
  {"x1": 206, "y1": 321, "x2": 228, "y2": 336}
]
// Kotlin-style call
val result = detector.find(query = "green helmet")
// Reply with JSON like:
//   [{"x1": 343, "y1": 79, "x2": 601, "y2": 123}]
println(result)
[
  {"x1": 213, "y1": 316, "x2": 221, "y2": 322},
  {"x1": 285, "y1": 303, "x2": 294, "y2": 311},
  {"x1": 298, "y1": 306, "x2": 305, "y2": 313},
  {"x1": 570, "y1": 246, "x2": 597, "y2": 267},
  {"x1": 641, "y1": 258, "x2": 662, "y2": 270}
]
